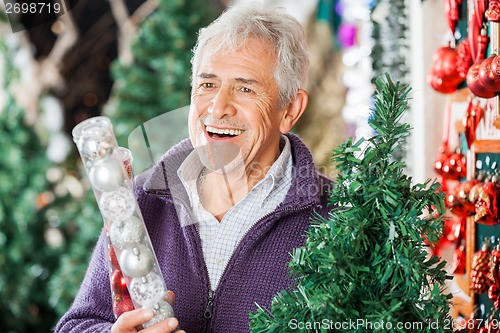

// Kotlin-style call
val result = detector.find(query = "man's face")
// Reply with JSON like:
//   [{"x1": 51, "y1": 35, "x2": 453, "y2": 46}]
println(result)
[{"x1": 189, "y1": 38, "x2": 286, "y2": 173}]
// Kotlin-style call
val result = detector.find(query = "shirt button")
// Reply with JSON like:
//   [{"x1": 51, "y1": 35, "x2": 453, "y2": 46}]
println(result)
[{"x1": 217, "y1": 258, "x2": 223, "y2": 265}]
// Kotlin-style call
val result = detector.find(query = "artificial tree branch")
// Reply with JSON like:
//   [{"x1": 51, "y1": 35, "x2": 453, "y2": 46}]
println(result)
[{"x1": 108, "y1": 0, "x2": 158, "y2": 64}]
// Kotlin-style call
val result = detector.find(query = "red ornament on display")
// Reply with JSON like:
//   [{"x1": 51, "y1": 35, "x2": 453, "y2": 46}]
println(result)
[
  {"x1": 490, "y1": 245, "x2": 500, "y2": 309},
  {"x1": 490, "y1": 54, "x2": 500, "y2": 80},
  {"x1": 429, "y1": 217, "x2": 456, "y2": 256},
  {"x1": 453, "y1": 217, "x2": 467, "y2": 242},
  {"x1": 457, "y1": 38, "x2": 474, "y2": 78},
  {"x1": 428, "y1": 46, "x2": 466, "y2": 94},
  {"x1": 486, "y1": 0, "x2": 500, "y2": 21},
  {"x1": 446, "y1": 184, "x2": 467, "y2": 216},
  {"x1": 467, "y1": 62, "x2": 499, "y2": 98},
  {"x1": 475, "y1": 180, "x2": 500, "y2": 225},
  {"x1": 464, "y1": 102, "x2": 485, "y2": 147},
  {"x1": 434, "y1": 149, "x2": 451, "y2": 176},
  {"x1": 445, "y1": 0, "x2": 462, "y2": 33},
  {"x1": 468, "y1": 0, "x2": 488, "y2": 64},
  {"x1": 469, "y1": 23, "x2": 480, "y2": 64},
  {"x1": 448, "y1": 151, "x2": 467, "y2": 179},
  {"x1": 474, "y1": 0, "x2": 488, "y2": 27},
  {"x1": 476, "y1": 32, "x2": 490, "y2": 61},
  {"x1": 436, "y1": 149, "x2": 467, "y2": 180},
  {"x1": 471, "y1": 241, "x2": 493, "y2": 294},
  {"x1": 479, "y1": 55, "x2": 500, "y2": 91}
]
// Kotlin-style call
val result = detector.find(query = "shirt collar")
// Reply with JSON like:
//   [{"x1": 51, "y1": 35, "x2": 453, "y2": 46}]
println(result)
[
  {"x1": 177, "y1": 147, "x2": 205, "y2": 206},
  {"x1": 177, "y1": 135, "x2": 292, "y2": 205},
  {"x1": 254, "y1": 135, "x2": 292, "y2": 199}
]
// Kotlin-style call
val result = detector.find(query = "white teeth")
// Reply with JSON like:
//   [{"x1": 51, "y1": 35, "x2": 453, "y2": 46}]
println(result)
[{"x1": 206, "y1": 126, "x2": 243, "y2": 136}]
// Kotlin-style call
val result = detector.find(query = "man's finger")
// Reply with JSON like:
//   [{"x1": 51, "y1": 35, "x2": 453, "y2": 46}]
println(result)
[
  {"x1": 112, "y1": 308, "x2": 154, "y2": 333},
  {"x1": 141, "y1": 317, "x2": 180, "y2": 333}
]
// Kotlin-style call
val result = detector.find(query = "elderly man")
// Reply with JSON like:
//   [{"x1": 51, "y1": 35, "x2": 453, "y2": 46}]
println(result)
[{"x1": 55, "y1": 3, "x2": 332, "y2": 333}]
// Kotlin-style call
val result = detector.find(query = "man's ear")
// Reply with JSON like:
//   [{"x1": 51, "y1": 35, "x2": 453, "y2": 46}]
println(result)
[{"x1": 279, "y1": 89, "x2": 308, "y2": 134}]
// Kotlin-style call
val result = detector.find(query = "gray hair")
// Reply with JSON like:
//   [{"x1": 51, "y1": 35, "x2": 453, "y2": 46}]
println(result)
[{"x1": 191, "y1": 2, "x2": 309, "y2": 108}]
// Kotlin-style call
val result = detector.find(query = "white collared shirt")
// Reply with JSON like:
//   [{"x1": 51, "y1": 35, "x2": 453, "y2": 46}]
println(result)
[{"x1": 177, "y1": 136, "x2": 293, "y2": 289}]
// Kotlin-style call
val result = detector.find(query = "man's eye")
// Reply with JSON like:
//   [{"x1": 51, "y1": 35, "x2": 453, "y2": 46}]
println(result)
[
  {"x1": 240, "y1": 87, "x2": 253, "y2": 93},
  {"x1": 201, "y1": 83, "x2": 215, "y2": 89}
]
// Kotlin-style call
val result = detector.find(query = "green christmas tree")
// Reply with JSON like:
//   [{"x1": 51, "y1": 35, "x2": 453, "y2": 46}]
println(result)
[
  {"x1": 249, "y1": 75, "x2": 453, "y2": 333},
  {"x1": 46, "y1": 188, "x2": 102, "y2": 317},
  {"x1": 0, "y1": 21, "x2": 102, "y2": 332},
  {"x1": 0, "y1": 37, "x2": 60, "y2": 332},
  {"x1": 106, "y1": 0, "x2": 218, "y2": 146}
]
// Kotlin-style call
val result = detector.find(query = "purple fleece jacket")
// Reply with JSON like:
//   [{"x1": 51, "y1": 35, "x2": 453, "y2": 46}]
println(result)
[{"x1": 54, "y1": 133, "x2": 333, "y2": 333}]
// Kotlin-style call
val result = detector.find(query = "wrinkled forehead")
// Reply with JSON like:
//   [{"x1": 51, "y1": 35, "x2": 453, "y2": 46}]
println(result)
[{"x1": 194, "y1": 37, "x2": 277, "y2": 73}]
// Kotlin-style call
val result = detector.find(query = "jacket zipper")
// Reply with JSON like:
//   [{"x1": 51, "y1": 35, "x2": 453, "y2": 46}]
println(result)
[
  {"x1": 204, "y1": 290, "x2": 215, "y2": 318},
  {"x1": 157, "y1": 195, "x2": 217, "y2": 322}
]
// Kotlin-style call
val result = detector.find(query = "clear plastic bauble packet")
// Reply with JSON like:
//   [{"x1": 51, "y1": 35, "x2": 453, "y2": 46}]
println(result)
[{"x1": 72, "y1": 116, "x2": 174, "y2": 327}]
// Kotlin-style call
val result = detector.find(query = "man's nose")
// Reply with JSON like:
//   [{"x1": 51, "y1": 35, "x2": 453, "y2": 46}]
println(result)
[{"x1": 208, "y1": 86, "x2": 236, "y2": 118}]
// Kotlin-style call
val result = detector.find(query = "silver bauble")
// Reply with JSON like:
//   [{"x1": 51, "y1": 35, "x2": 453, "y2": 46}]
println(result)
[
  {"x1": 119, "y1": 245, "x2": 154, "y2": 278},
  {"x1": 129, "y1": 272, "x2": 165, "y2": 306},
  {"x1": 142, "y1": 298, "x2": 175, "y2": 328},
  {"x1": 89, "y1": 158, "x2": 125, "y2": 192},
  {"x1": 79, "y1": 127, "x2": 113, "y2": 161},
  {"x1": 109, "y1": 216, "x2": 145, "y2": 249},
  {"x1": 100, "y1": 187, "x2": 135, "y2": 221}
]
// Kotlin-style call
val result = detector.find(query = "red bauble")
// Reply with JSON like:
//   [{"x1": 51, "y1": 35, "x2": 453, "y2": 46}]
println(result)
[
  {"x1": 434, "y1": 149, "x2": 451, "y2": 176},
  {"x1": 475, "y1": 0, "x2": 487, "y2": 27},
  {"x1": 445, "y1": 152, "x2": 467, "y2": 180},
  {"x1": 493, "y1": 245, "x2": 500, "y2": 288},
  {"x1": 477, "y1": 33, "x2": 490, "y2": 61},
  {"x1": 113, "y1": 294, "x2": 135, "y2": 318},
  {"x1": 488, "y1": 284, "x2": 499, "y2": 307},
  {"x1": 445, "y1": 0, "x2": 462, "y2": 33},
  {"x1": 490, "y1": 54, "x2": 500, "y2": 80},
  {"x1": 435, "y1": 149, "x2": 466, "y2": 180},
  {"x1": 428, "y1": 74, "x2": 459, "y2": 94},
  {"x1": 429, "y1": 217, "x2": 456, "y2": 257},
  {"x1": 108, "y1": 244, "x2": 120, "y2": 270},
  {"x1": 428, "y1": 46, "x2": 465, "y2": 94},
  {"x1": 457, "y1": 38, "x2": 474, "y2": 78},
  {"x1": 475, "y1": 182, "x2": 500, "y2": 225},
  {"x1": 464, "y1": 103, "x2": 484, "y2": 148},
  {"x1": 110, "y1": 269, "x2": 129, "y2": 296},
  {"x1": 469, "y1": 24, "x2": 479, "y2": 63},
  {"x1": 479, "y1": 55, "x2": 500, "y2": 91},
  {"x1": 486, "y1": 0, "x2": 500, "y2": 22},
  {"x1": 470, "y1": 241, "x2": 493, "y2": 294},
  {"x1": 446, "y1": 184, "x2": 466, "y2": 216},
  {"x1": 467, "y1": 61, "x2": 498, "y2": 98}
]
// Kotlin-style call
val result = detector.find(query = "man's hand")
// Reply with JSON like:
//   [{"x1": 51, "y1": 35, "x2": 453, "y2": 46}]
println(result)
[
  {"x1": 111, "y1": 308, "x2": 184, "y2": 333},
  {"x1": 111, "y1": 291, "x2": 186, "y2": 333}
]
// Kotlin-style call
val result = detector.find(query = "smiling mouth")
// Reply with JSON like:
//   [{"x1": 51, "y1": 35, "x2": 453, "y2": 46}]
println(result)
[{"x1": 206, "y1": 125, "x2": 244, "y2": 139}]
